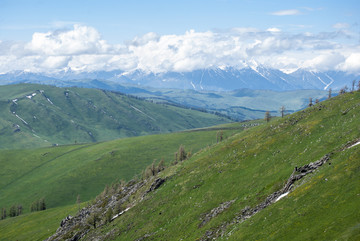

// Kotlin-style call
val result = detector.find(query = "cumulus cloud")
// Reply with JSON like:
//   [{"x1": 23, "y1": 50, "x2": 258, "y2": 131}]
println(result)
[
  {"x1": 25, "y1": 24, "x2": 111, "y2": 55},
  {"x1": 0, "y1": 24, "x2": 359, "y2": 74}
]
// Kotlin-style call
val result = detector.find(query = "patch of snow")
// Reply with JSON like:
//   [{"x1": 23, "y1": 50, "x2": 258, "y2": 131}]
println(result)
[
  {"x1": 15, "y1": 114, "x2": 28, "y2": 125},
  {"x1": 12, "y1": 99, "x2": 18, "y2": 105},
  {"x1": 33, "y1": 134, "x2": 40, "y2": 138},
  {"x1": 26, "y1": 93, "x2": 37, "y2": 99},
  {"x1": 46, "y1": 98, "x2": 54, "y2": 105},
  {"x1": 323, "y1": 74, "x2": 335, "y2": 90},
  {"x1": 275, "y1": 192, "x2": 289, "y2": 202},
  {"x1": 280, "y1": 68, "x2": 299, "y2": 74},
  {"x1": 348, "y1": 140, "x2": 360, "y2": 149},
  {"x1": 111, "y1": 207, "x2": 131, "y2": 221},
  {"x1": 131, "y1": 105, "x2": 156, "y2": 121},
  {"x1": 190, "y1": 81, "x2": 196, "y2": 89}
]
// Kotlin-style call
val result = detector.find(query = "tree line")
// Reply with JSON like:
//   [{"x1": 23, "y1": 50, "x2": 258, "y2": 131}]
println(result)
[{"x1": 1, "y1": 198, "x2": 46, "y2": 220}]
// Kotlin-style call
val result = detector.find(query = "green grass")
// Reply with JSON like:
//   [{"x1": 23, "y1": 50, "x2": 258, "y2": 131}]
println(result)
[
  {"x1": 1, "y1": 92, "x2": 359, "y2": 241},
  {"x1": 78, "y1": 91, "x2": 360, "y2": 240},
  {"x1": 0, "y1": 121, "x2": 254, "y2": 214},
  {"x1": 0, "y1": 203, "x2": 82, "y2": 241},
  {"x1": 0, "y1": 83, "x2": 230, "y2": 149}
]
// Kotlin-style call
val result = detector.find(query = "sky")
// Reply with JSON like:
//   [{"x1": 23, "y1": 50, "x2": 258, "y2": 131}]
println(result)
[{"x1": 0, "y1": 0, "x2": 359, "y2": 74}]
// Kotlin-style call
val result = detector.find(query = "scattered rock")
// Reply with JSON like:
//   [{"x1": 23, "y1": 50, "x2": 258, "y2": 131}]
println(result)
[
  {"x1": 146, "y1": 178, "x2": 165, "y2": 193},
  {"x1": 199, "y1": 200, "x2": 235, "y2": 228}
]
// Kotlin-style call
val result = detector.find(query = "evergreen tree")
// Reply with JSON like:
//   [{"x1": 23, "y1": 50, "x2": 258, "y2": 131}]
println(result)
[
  {"x1": 308, "y1": 97, "x2": 313, "y2": 107},
  {"x1": 280, "y1": 106, "x2": 286, "y2": 118},
  {"x1": 105, "y1": 208, "x2": 114, "y2": 223},
  {"x1": 217, "y1": 130, "x2": 224, "y2": 143},
  {"x1": 177, "y1": 145, "x2": 187, "y2": 162},
  {"x1": 17, "y1": 205, "x2": 23, "y2": 216},
  {"x1": 9, "y1": 205, "x2": 17, "y2": 217},
  {"x1": 76, "y1": 194, "x2": 81, "y2": 211},
  {"x1": 1, "y1": 208, "x2": 6, "y2": 220},
  {"x1": 352, "y1": 80, "x2": 356, "y2": 92},
  {"x1": 264, "y1": 111, "x2": 271, "y2": 122},
  {"x1": 157, "y1": 158, "x2": 165, "y2": 172},
  {"x1": 39, "y1": 198, "x2": 46, "y2": 211},
  {"x1": 328, "y1": 88, "x2": 332, "y2": 99},
  {"x1": 87, "y1": 213, "x2": 100, "y2": 228}
]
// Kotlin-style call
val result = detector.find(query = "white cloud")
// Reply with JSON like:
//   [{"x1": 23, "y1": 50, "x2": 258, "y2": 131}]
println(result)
[
  {"x1": 266, "y1": 28, "x2": 281, "y2": 33},
  {"x1": 340, "y1": 53, "x2": 360, "y2": 73},
  {"x1": 332, "y1": 23, "x2": 350, "y2": 29},
  {"x1": 0, "y1": 24, "x2": 359, "y2": 74},
  {"x1": 271, "y1": 9, "x2": 301, "y2": 16},
  {"x1": 25, "y1": 24, "x2": 111, "y2": 55}
]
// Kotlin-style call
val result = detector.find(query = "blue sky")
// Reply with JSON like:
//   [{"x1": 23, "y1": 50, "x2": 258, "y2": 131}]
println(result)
[
  {"x1": 1, "y1": 0, "x2": 358, "y2": 42},
  {"x1": 0, "y1": 0, "x2": 359, "y2": 74}
]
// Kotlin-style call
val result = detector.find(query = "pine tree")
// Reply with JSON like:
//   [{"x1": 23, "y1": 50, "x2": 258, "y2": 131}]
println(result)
[
  {"x1": 105, "y1": 208, "x2": 114, "y2": 223},
  {"x1": 9, "y1": 205, "x2": 17, "y2": 217},
  {"x1": 157, "y1": 158, "x2": 165, "y2": 172},
  {"x1": 39, "y1": 198, "x2": 46, "y2": 211},
  {"x1": 264, "y1": 111, "x2": 271, "y2": 122},
  {"x1": 352, "y1": 80, "x2": 356, "y2": 92},
  {"x1": 308, "y1": 97, "x2": 313, "y2": 107},
  {"x1": 177, "y1": 145, "x2": 187, "y2": 162},
  {"x1": 280, "y1": 106, "x2": 286, "y2": 118},
  {"x1": 17, "y1": 205, "x2": 23, "y2": 216},
  {"x1": 76, "y1": 194, "x2": 81, "y2": 211},
  {"x1": 87, "y1": 213, "x2": 100, "y2": 228},
  {"x1": 217, "y1": 130, "x2": 224, "y2": 143},
  {"x1": 328, "y1": 88, "x2": 332, "y2": 99},
  {"x1": 1, "y1": 208, "x2": 6, "y2": 220}
]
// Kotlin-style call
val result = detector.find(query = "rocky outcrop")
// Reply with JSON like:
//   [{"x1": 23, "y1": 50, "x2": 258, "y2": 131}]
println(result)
[
  {"x1": 46, "y1": 179, "x2": 146, "y2": 241},
  {"x1": 146, "y1": 178, "x2": 165, "y2": 193},
  {"x1": 199, "y1": 200, "x2": 235, "y2": 228},
  {"x1": 201, "y1": 154, "x2": 331, "y2": 240}
]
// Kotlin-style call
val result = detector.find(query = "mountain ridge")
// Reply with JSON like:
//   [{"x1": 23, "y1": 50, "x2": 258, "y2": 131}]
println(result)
[{"x1": 1, "y1": 66, "x2": 358, "y2": 92}]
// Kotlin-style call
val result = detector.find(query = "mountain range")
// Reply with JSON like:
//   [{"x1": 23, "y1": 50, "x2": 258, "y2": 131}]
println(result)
[{"x1": 1, "y1": 65, "x2": 358, "y2": 91}]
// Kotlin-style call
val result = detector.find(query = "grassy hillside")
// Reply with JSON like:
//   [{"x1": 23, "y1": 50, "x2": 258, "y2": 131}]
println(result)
[
  {"x1": 0, "y1": 204, "x2": 82, "y2": 241},
  {"x1": 0, "y1": 83, "x2": 230, "y2": 149},
  {"x1": 1, "y1": 91, "x2": 359, "y2": 241},
  {"x1": 0, "y1": 121, "x2": 254, "y2": 214},
  {"x1": 73, "y1": 91, "x2": 358, "y2": 240}
]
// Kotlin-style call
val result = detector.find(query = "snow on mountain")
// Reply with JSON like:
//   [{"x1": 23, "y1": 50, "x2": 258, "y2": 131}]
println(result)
[{"x1": 0, "y1": 65, "x2": 358, "y2": 91}]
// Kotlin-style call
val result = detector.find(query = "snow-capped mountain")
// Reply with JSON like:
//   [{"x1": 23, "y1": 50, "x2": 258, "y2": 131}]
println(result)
[{"x1": 0, "y1": 66, "x2": 358, "y2": 91}]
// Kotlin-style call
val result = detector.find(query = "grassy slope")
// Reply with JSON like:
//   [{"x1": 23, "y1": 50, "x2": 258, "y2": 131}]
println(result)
[
  {"x1": 84, "y1": 91, "x2": 359, "y2": 240},
  {"x1": 1, "y1": 92, "x2": 358, "y2": 241},
  {"x1": 0, "y1": 203, "x2": 82, "y2": 241},
  {"x1": 0, "y1": 83, "x2": 230, "y2": 149},
  {"x1": 0, "y1": 121, "x2": 253, "y2": 214}
]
